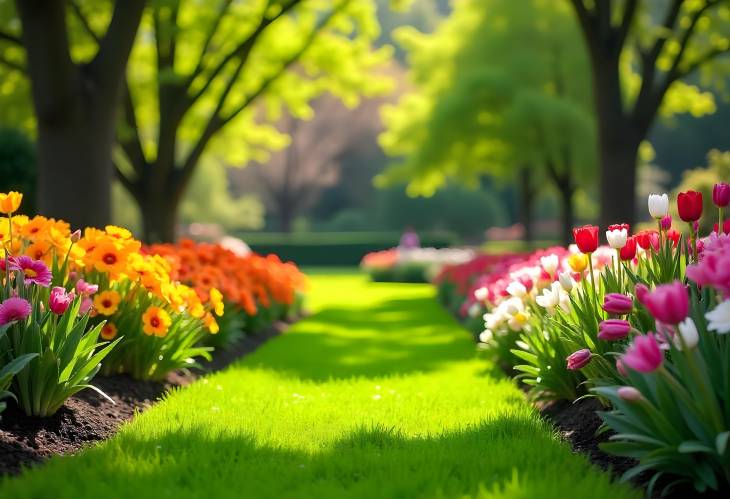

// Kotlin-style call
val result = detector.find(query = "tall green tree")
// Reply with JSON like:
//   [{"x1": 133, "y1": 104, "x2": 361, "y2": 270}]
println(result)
[
  {"x1": 568, "y1": 0, "x2": 730, "y2": 227},
  {"x1": 0, "y1": 0, "x2": 145, "y2": 229},
  {"x1": 111, "y1": 0, "x2": 391, "y2": 241},
  {"x1": 379, "y1": 0, "x2": 595, "y2": 244}
]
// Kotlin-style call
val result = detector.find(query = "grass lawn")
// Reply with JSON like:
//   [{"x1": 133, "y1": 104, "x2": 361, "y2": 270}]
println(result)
[{"x1": 0, "y1": 273, "x2": 638, "y2": 498}]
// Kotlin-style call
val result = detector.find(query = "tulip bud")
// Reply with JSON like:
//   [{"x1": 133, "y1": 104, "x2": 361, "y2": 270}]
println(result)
[
  {"x1": 566, "y1": 349, "x2": 592, "y2": 370},
  {"x1": 558, "y1": 271, "x2": 573, "y2": 292},
  {"x1": 616, "y1": 358, "x2": 628, "y2": 377},
  {"x1": 713, "y1": 182, "x2": 730, "y2": 208},
  {"x1": 506, "y1": 281, "x2": 527, "y2": 298},
  {"x1": 675, "y1": 317, "x2": 699, "y2": 349},
  {"x1": 635, "y1": 283, "x2": 649, "y2": 305},
  {"x1": 598, "y1": 319, "x2": 632, "y2": 340},
  {"x1": 648, "y1": 193, "x2": 669, "y2": 219},
  {"x1": 603, "y1": 293, "x2": 633, "y2": 315},
  {"x1": 617, "y1": 386, "x2": 643, "y2": 402},
  {"x1": 573, "y1": 225, "x2": 599, "y2": 254},
  {"x1": 70, "y1": 229, "x2": 81, "y2": 243},
  {"x1": 605, "y1": 228, "x2": 628, "y2": 249},
  {"x1": 677, "y1": 190, "x2": 703, "y2": 222},
  {"x1": 660, "y1": 214, "x2": 672, "y2": 231}
]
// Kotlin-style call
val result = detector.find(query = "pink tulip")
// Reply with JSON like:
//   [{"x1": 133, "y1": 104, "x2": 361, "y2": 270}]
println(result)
[
  {"x1": 616, "y1": 358, "x2": 628, "y2": 377},
  {"x1": 566, "y1": 349, "x2": 592, "y2": 370},
  {"x1": 617, "y1": 386, "x2": 643, "y2": 402},
  {"x1": 713, "y1": 182, "x2": 730, "y2": 208},
  {"x1": 642, "y1": 281, "x2": 689, "y2": 325},
  {"x1": 603, "y1": 293, "x2": 633, "y2": 315},
  {"x1": 635, "y1": 283, "x2": 649, "y2": 305},
  {"x1": 622, "y1": 333, "x2": 663, "y2": 373},
  {"x1": 660, "y1": 214, "x2": 672, "y2": 231},
  {"x1": 598, "y1": 319, "x2": 631, "y2": 341},
  {"x1": 75, "y1": 279, "x2": 99, "y2": 296},
  {"x1": 49, "y1": 287, "x2": 74, "y2": 315},
  {"x1": 79, "y1": 297, "x2": 93, "y2": 315}
]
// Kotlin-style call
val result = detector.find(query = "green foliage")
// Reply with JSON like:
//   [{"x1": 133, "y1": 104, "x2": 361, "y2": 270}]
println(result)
[
  {"x1": 0, "y1": 128, "x2": 36, "y2": 214},
  {"x1": 378, "y1": 0, "x2": 595, "y2": 197},
  {"x1": 0, "y1": 325, "x2": 36, "y2": 415},
  {"x1": 0, "y1": 274, "x2": 638, "y2": 499},
  {"x1": 180, "y1": 160, "x2": 265, "y2": 231}
]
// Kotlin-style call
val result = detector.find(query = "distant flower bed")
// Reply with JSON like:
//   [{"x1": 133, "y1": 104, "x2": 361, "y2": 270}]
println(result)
[
  {"x1": 434, "y1": 186, "x2": 730, "y2": 495},
  {"x1": 0, "y1": 192, "x2": 306, "y2": 418},
  {"x1": 360, "y1": 247, "x2": 475, "y2": 283}
]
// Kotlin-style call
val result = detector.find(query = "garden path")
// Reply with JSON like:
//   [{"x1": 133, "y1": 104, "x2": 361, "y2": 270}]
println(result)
[{"x1": 0, "y1": 273, "x2": 638, "y2": 498}]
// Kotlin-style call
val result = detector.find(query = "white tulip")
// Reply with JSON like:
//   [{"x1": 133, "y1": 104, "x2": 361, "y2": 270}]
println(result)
[
  {"x1": 706, "y1": 300, "x2": 730, "y2": 334},
  {"x1": 648, "y1": 193, "x2": 669, "y2": 219},
  {"x1": 474, "y1": 287, "x2": 488, "y2": 302},
  {"x1": 479, "y1": 330, "x2": 494, "y2": 343},
  {"x1": 675, "y1": 318, "x2": 699, "y2": 349},
  {"x1": 506, "y1": 281, "x2": 527, "y2": 298},
  {"x1": 558, "y1": 271, "x2": 574, "y2": 292},
  {"x1": 605, "y1": 228, "x2": 628, "y2": 249},
  {"x1": 540, "y1": 254, "x2": 559, "y2": 275},
  {"x1": 536, "y1": 282, "x2": 567, "y2": 313}
]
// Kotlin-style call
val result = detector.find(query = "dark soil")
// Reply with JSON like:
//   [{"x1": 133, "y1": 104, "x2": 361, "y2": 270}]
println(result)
[{"x1": 0, "y1": 322, "x2": 288, "y2": 476}]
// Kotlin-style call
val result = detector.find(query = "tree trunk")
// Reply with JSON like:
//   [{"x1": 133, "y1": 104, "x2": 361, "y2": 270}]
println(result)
[
  {"x1": 36, "y1": 110, "x2": 115, "y2": 229},
  {"x1": 140, "y1": 194, "x2": 179, "y2": 243},
  {"x1": 557, "y1": 179, "x2": 575, "y2": 247},
  {"x1": 517, "y1": 167, "x2": 534, "y2": 244},
  {"x1": 277, "y1": 201, "x2": 294, "y2": 233}
]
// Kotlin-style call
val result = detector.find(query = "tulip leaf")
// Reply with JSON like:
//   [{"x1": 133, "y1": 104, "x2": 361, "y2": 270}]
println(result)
[
  {"x1": 715, "y1": 431, "x2": 730, "y2": 455},
  {"x1": 677, "y1": 440, "x2": 715, "y2": 454}
]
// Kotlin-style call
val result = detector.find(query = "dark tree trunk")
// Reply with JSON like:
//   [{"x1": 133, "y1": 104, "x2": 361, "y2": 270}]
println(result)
[
  {"x1": 16, "y1": 0, "x2": 145, "y2": 229},
  {"x1": 139, "y1": 192, "x2": 179, "y2": 243},
  {"x1": 36, "y1": 105, "x2": 115, "y2": 228},
  {"x1": 557, "y1": 179, "x2": 575, "y2": 247},
  {"x1": 517, "y1": 166, "x2": 534, "y2": 244}
]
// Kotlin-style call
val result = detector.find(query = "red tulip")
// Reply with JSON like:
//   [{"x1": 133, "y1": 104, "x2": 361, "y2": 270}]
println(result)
[
  {"x1": 573, "y1": 225, "x2": 599, "y2": 253},
  {"x1": 619, "y1": 236, "x2": 636, "y2": 261},
  {"x1": 677, "y1": 190, "x2": 703, "y2": 222},
  {"x1": 635, "y1": 230, "x2": 658, "y2": 251},
  {"x1": 666, "y1": 229, "x2": 680, "y2": 247},
  {"x1": 607, "y1": 223, "x2": 630, "y2": 232},
  {"x1": 713, "y1": 219, "x2": 730, "y2": 235}
]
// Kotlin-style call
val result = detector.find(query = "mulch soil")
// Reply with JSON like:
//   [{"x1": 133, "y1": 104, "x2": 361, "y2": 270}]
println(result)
[{"x1": 0, "y1": 322, "x2": 289, "y2": 476}]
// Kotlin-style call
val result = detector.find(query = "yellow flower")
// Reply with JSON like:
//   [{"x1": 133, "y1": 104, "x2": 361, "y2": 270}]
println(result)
[
  {"x1": 91, "y1": 241, "x2": 129, "y2": 276},
  {"x1": 142, "y1": 306, "x2": 171, "y2": 337},
  {"x1": 567, "y1": 253, "x2": 588, "y2": 273},
  {"x1": 0, "y1": 191, "x2": 23, "y2": 214},
  {"x1": 93, "y1": 290, "x2": 122, "y2": 316},
  {"x1": 210, "y1": 287, "x2": 225, "y2": 317},
  {"x1": 105, "y1": 225, "x2": 132, "y2": 240},
  {"x1": 100, "y1": 322, "x2": 118, "y2": 340},
  {"x1": 203, "y1": 312, "x2": 219, "y2": 334}
]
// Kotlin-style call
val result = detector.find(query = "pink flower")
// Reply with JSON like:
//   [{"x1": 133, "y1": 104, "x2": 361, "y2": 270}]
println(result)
[
  {"x1": 686, "y1": 235, "x2": 730, "y2": 296},
  {"x1": 603, "y1": 293, "x2": 633, "y2": 315},
  {"x1": 616, "y1": 358, "x2": 628, "y2": 377},
  {"x1": 566, "y1": 349, "x2": 592, "y2": 370},
  {"x1": 660, "y1": 214, "x2": 672, "y2": 231},
  {"x1": 617, "y1": 386, "x2": 643, "y2": 402},
  {"x1": 622, "y1": 333, "x2": 663, "y2": 373},
  {"x1": 642, "y1": 281, "x2": 689, "y2": 325},
  {"x1": 8, "y1": 256, "x2": 52, "y2": 287},
  {"x1": 79, "y1": 297, "x2": 93, "y2": 315},
  {"x1": 49, "y1": 287, "x2": 74, "y2": 315},
  {"x1": 598, "y1": 319, "x2": 631, "y2": 341},
  {"x1": 713, "y1": 182, "x2": 730, "y2": 208},
  {"x1": 75, "y1": 279, "x2": 99, "y2": 296},
  {"x1": 0, "y1": 297, "x2": 32, "y2": 326},
  {"x1": 635, "y1": 283, "x2": 649, "y2": 305}
]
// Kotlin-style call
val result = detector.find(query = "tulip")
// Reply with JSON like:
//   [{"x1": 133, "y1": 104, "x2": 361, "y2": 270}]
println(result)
[
  {"x1": 79, "y1": 297, "x2": 93, "y2": 315},
  {"x1": 617, "y1": 386, "x2": 643, "y2": 402},
  {"x1": 558, "y1": 271, "x2": 573, "y2": 292},
  {"x1": 675, "y1": 317, "x2": 699, "y2": 349},
  {"x1": 642, "y1": 281, "x2": 689, "y2": 325},
  {"x1": 506, "y1": 281, "x2": 527, "y2": 298},
  {"x1": 573, "y1": 225, "x2": 599, "y2": 254},
  {"x1": 713, "y1": 182, "x2": 730, "y2": 208},
  {"x1": 603, "y1": 293, "x2": 633, "y2": 315},
  {"x1": 598, "y1": 319, "x2": 632, "y2": 341},
  {"x1": 622, "y1": 333, "x2": 663, "y2": 373},
  {"x1": 566, "y1": 349, "x2": 592, "y2": 370},
  {"x1": 666, "y1": 229, "x2": 680, "y2": 247},
  {"x1": 648, "y1": 193, "x2": 669, "y2": 219},
  {"x1": 75, "y1": 278, "x2": 99, "y2": 296},
  {"x1": 713, "y1": 219, "x2": 730, "y2": 235},
  {"x1": 635, "y1": 283, "x2": 649, "y2": 305},
  {"x1": 616, "y1": 358, "x2": 628, "y2": 377},
  {"x1": 567, "y1": 253, "x2": 588, "y2": 273},
  {"x1": 635, "y1": 230, "x2": 656, "y2": 251},
  {"x1": 0, "y1": 191, "x2": 23, "y2": 214},
  {"x1": 660, "y1": 214, "x2": 672, "y2": 231},
  {"x1": 70, "y1": 229, "x2": 82, "y2": 243},
  {"x1": 49, "y1": 287, "x2": 74, "y2": 315},
  {"x1": 540, "y1": 254, "x2": 559, "y2": 276},
  {"x1": 677, "y1": 190, "x2": 703, "y2": 222},
  {"x1": 706, "y1": 299, "x2": 730, "y2": 335},
  {"x1": 619, "y1": 236, "x2": 637, "y2": 261},
  {"x1": 606, "y1": 227, "x2": 628, "y2": 249},
  {"x1": 607, "y1": 223, "x2": 630, "y2": 233}
]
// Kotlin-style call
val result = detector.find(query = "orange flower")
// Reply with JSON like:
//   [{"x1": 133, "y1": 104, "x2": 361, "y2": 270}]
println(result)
[
  {"x1": 105, "y1": 225, "x2": 132, "y2": 240},
  {"x1": 100, "y1": 322, "x2": 118, "y2": 340},
  {"x1": 93, "y1": 290, "x2": 121, "y2": 316},
  {"x1": 0, "y1": 191, "x2": 22, "y2": 214},
  {"x1": 142, "y1": 306, "x2": 171, "y2": 337},
  {"x1": 25, "y1": 239, "x2": 53, "y2": 265},
  {"x1": 91, "y1": 241, "x2": 129, "y2": 276},
  {"x1": 20, "y1": 215, "x2": 49, "y2": 240},
  {"x1": 203, "y1": 312, "x2": 219, "y2": 334}
]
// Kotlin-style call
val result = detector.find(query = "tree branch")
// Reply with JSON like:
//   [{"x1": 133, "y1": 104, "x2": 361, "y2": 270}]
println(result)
[
  {"x1": 119, "y1": 82, "x2": 147, "y2": 176},
  {"x1": 665, "y1": 0, "x2": 719, "y2": 81},
  {"x1": 185, "y1": 0, "x2": 302, "y2": 105},
  {"x1": 187, "y1": 0, "x2": 234, "y2": 80},
  {"x1": 0, "y1": 30, "x2": 22, "y2": 45},
  {"x1": 69, "y1": 0, "x2": 101, "y2": 43},
  {"x1": 616, "y1": 0, "x2": 639, "y2": 48},
  {"x1": 0, "y1": 54, "x2": 25, "y2": 73},
  {"x1": 671, "y1": 45, "x2": 730, "y2": 82},
  {"x1": 114, "y1": 161, "x2": 141, "y2": 198}
]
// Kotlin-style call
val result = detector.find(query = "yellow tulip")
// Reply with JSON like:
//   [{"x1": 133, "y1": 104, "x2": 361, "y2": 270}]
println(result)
[{"x1": 0, "y1": 191, "x2": 23, "y2": 214}]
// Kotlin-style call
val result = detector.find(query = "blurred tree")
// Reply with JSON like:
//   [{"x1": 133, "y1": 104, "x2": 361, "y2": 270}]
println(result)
[
  {"x1": 0, "y1": 0, "x2": 146, "y2": 229},
  {"x1": 568, "y1": 0, "x2": 730, "y2": 227},
  {"x1": 378, "y1": 0, "x2": 596, "y2": 244},
  {"x1": 107, "y1": 0, "x2": 392, "y2": 241},
  {"x1": 0, "y1": 128, "x2": 35, "y2": 214}
]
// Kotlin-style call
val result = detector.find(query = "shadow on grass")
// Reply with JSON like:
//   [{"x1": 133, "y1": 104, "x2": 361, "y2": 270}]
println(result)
[
  {"x1": 244, "y1": 295, "x2": 502, "y2": 381},
  {"x1": 6, "y1": 413, "x2": 636, "y2": 498}
]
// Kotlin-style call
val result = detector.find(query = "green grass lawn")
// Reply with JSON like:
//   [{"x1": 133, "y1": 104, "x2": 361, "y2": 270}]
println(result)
[{"x1": 0, "y1": 274, "x2": 639, "y2": 498}]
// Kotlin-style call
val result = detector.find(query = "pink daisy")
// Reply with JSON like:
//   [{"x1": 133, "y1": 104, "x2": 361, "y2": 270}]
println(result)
[
  {"x1": 9, "y1": 256, "x2": 52, "y2": 287},
  {"x1": 0, "y1": 297, "x2": 32, "y2": 326}
]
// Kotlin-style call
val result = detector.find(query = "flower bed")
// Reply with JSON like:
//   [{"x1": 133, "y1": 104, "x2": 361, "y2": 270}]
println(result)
[
  {"x1": 0, "y1": 191, "x2": 306, "y2": 472},
  {"x1": 361, "y1": 247, "x2": 475, "y2": 283},
  {"x1": 433, "y1": 186, "x2": 730, "y2": 495}
]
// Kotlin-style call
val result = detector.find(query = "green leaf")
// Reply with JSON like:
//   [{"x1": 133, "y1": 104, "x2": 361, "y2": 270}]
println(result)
[{"x1": 715, "y1": 431, "x2": 730, "y2": 455}]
